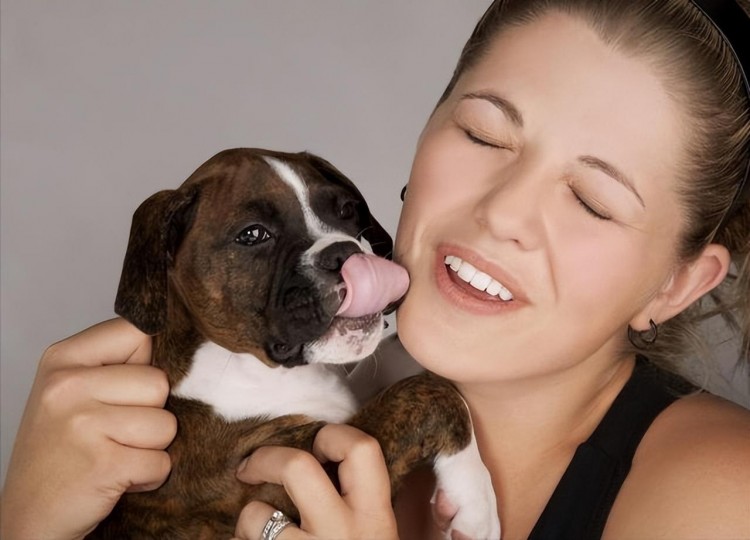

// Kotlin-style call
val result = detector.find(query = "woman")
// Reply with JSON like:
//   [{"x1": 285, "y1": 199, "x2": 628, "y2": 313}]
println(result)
[{"x1": 3, "y1": 0, "x2": 749, "y2": 538}]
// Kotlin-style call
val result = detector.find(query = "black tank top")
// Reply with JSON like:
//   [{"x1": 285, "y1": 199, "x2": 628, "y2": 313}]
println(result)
[{"x1": 528, "y1": 356, "x2": 695, "y2": 539}]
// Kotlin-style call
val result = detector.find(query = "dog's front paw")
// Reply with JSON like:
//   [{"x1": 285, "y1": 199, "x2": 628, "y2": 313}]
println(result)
[{"x1": 433, "y1": 433, "x2": 501, "y2": 539}]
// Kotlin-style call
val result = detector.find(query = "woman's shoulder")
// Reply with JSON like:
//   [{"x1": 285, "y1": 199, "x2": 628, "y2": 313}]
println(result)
[{"x1": 603, "y1": 391, "x2": 750, "y2": 538}]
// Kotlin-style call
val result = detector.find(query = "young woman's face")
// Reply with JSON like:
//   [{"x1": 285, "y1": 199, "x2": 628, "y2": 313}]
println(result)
[{"x1": 395, "y1": 12, "x2": 688, "y2": 383}]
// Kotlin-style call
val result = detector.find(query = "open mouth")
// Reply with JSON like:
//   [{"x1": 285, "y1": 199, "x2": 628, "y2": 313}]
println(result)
[
  {"x1": 273, "y1": 310, "x2": 383, "y2": 366},
  {"x1": 445, "y1": 255, "x2": 514, "y2": 302},
  {"x1": 435, "y1": 249, "x2": 524, "y2": 314},
  {"x1": 303, "y1": 311, "x2": 384, "y2": 364}
]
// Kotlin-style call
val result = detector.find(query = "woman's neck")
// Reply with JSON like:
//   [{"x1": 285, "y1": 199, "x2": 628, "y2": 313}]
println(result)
[
  {"x1": 460, "y1": 353, "x2": 635, "y2": 452},
  {"x1": 455, "y1": 351, "x2": 636, "y2": 539}
]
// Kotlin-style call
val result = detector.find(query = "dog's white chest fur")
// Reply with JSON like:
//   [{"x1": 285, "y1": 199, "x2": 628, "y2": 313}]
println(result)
[{"x1": 171, "y1": 341, "x2": 357, "y2": 423}]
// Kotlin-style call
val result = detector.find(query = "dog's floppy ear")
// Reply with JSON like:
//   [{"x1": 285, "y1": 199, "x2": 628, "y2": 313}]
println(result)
[
  {"x1": 304, "y1": 152, "x2": 394, "y2": 259},
  {"x1": 114, "y1": 187, "x2": 200, "y2": 335}
]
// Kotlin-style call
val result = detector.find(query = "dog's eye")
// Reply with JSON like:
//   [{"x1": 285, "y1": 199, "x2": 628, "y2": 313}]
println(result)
[
  {"x1": 338, "y1": 200, "x2": 357, "y2": 221},
  {"x1": 235, "y1": 225, "x2": 272, "y2": 246}
]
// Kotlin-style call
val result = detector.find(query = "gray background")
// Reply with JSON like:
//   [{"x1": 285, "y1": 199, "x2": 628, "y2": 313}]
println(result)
[
  {"x1": 0, "y1": 0, "x2": 489, "y2": 484},
  {"x1": 1, "y1": 1, "x2": 747, "y2": 485}
]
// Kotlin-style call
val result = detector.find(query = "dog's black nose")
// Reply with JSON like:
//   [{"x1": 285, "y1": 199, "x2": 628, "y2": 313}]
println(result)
[{"x1": 315, "y1": 241, "x2": 361, "y2": 272}]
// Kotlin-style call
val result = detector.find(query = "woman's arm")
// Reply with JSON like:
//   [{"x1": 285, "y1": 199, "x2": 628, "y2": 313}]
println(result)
[{"x1": 0, "y1": 318, "x2": 177, "y2": 540}]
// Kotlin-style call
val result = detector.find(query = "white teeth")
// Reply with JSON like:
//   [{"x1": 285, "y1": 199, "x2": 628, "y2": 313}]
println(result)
[
  {"x1": 497, "y1": 286, "x2": 513, "y2": 301},
  {"x1": 443, "y1": 255, "x2": 514, "y2": 301},
  {"x1": 470, "y1": 272, "x2": 492, "y2": 291},
  {"x1": 486, "y1": 280, "x2": 502, "y2": 296},
  {"x1": 448, "y1": 255, "x2": 461, "y2": 272},
  {"x1": 457, "y1": 262, "x2": 477, "y2": 282}
]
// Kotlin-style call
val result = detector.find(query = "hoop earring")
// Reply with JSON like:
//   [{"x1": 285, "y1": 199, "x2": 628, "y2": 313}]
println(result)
[
  {"x1": 400, "y1": 185, "x2": 407, "y2": 201},
  {"x1": 628, "y1": 319, "x2": 658, "y2": 349}
]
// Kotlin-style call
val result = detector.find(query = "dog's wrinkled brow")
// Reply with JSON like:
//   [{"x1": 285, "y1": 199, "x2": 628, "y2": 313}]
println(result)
[{"x1": 241, "y1": 199, "x2": 281, "y2": 220}]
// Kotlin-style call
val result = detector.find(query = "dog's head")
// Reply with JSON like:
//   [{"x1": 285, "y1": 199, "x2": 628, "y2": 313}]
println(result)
[{"x1": 115, "y1": 148, "x2": 394, "y2": 367}]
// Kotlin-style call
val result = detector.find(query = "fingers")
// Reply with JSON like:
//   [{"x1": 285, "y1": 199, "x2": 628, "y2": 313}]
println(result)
[
  {"x1": 312, "y1": 424, "x2": 392, "y2": 511},
  {"x1": 237, "y1": 446, "x2": 348, "y2": 527},
  {"x1": 39, "y1": 364, "x2": 171, "y2": 422},
  {"x1": 37, "y1": 385, "x2": 176, "y2": 491},
  {"x1": 64, "y1": 403, "x2": 174, "y2": 493},
  {"x1": 0, "y1": 319, "x2": 171, "y2": 540},
  {"x1": 93, "y1": 403, "x2": 177, "y2": 449},
  {"x1": 233, "y1": 501, "x2": 306, "y2": 540},
  {"x1": 120, "y1": 448, "x2": 173, "y2": 492},
  {"x1": 236, "y1": 425, "x2": 398, "y2": 540},
  {"x1": 41, "y1": 364, "x2": 176, "y2": 486},
  {"x1": 42, "y1": 317, "x2": 152, "y2": 369},
  {"x1": 82, "y1": 363, "x2": 170, "y2": 407}
]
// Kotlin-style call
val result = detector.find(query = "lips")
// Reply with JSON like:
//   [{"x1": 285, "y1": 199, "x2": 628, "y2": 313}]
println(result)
[{"x1": 434, "y1": 245, "x2": 527, "y2": 314}]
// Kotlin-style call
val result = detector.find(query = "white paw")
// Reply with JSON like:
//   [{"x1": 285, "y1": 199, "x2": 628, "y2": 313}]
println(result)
[{"x1": 433, "y1": 433, "x2": 501, "y2": 539}]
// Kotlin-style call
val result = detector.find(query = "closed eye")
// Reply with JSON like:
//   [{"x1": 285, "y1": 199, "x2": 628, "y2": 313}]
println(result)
[
  {"x1": 573, "y1": 191, "x2": 611, "y2": 221},
  {"x1": 464, "y1": 130, "x2": 508, "y2": 150}
]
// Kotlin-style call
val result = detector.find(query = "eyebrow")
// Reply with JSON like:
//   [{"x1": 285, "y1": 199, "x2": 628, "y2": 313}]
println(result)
[
  {"x1": 578, "y1": 155, "x2": 645, "y2": 209},
  {"x1": 461, "y1": 91, "x2": 524, "y2": 128}
]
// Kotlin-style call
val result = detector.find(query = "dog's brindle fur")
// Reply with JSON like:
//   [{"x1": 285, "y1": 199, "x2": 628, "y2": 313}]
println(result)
[{"x1": 88, "y1": 149, "x2": 471, "y2": 539}]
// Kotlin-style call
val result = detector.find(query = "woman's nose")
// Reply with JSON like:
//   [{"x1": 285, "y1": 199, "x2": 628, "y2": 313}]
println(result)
[{"x1": 473, "y1": 162, "x2": 547, "y2": 250}]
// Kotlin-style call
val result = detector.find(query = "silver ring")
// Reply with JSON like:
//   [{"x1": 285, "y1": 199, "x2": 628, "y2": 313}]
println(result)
[{"x1": 261, "y1": 510, "x2": 293, "y2": 540}]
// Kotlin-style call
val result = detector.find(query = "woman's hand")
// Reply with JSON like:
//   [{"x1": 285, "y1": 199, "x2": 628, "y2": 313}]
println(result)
[
  {"x1": 0, "y1": 318, "x2": 177, "y2": 540},
  {"x1": 233, "y1": 424, "x2": 399, "y2": 540}
]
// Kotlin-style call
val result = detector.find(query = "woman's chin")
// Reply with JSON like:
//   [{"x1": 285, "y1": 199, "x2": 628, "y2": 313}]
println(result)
[{"x1": 396, "y1": 300, "x2": 489, "y2": 382}]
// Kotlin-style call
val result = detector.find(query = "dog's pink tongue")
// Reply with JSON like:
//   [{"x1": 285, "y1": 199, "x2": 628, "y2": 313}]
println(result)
[{"x1": 337, "y1": 254, "x2": 409, "y2": 318}]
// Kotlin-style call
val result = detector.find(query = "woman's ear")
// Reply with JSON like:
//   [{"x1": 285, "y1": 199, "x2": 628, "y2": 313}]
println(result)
[{"x1": 631, "y1": 243, "x2": 732, "y2": 330}]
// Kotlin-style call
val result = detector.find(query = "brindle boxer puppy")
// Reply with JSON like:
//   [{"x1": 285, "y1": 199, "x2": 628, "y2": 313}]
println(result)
[{"x1": 88, "y1": 148, "x2": 499, "y2": 540}]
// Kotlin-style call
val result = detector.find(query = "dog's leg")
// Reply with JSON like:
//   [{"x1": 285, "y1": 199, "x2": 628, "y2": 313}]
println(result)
[
  {"x1": 350, "y1": 373, "x2": 500, "y2": 539},
  {"x1": 433, "y1": 431, "x2": 501, "y2": 539}
]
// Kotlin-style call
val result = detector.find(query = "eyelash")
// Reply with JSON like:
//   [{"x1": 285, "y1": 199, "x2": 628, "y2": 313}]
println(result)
[
  {"x1": 463, "y1": 130, "x2": 505, "y2": 149},
  {"x1": 573, "y1": 192, "x2": 611, "y2": 221}
]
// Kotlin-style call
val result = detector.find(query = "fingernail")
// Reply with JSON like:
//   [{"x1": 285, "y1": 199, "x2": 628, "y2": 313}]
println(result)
[{"x1": 236, "y1": 457, "x2": 249, "y2": 475}]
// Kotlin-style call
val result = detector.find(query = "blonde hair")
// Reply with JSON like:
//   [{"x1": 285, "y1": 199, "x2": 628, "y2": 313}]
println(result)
[{"x1": 438, "y1": 0, "x2": 750, "y2": 377}]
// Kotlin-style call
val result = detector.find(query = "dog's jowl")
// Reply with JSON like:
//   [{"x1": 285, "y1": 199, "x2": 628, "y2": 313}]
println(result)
[{"x1": 88, "y1": 148, "x2": 499, "y2": 540}]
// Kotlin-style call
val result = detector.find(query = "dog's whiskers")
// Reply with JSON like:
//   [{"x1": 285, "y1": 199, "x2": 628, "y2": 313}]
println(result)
[{"x1": 356, "y1": 224, "x2": 374, "y2": 239}]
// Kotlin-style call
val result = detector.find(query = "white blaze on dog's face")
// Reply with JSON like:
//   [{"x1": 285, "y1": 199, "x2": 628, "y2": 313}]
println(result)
[
  {"x1": 154, "y1": 149, "x2": 393, "y2": 369},
  {"x1": 262, "y1": 156, "x2": 384, "y2": 366}
]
